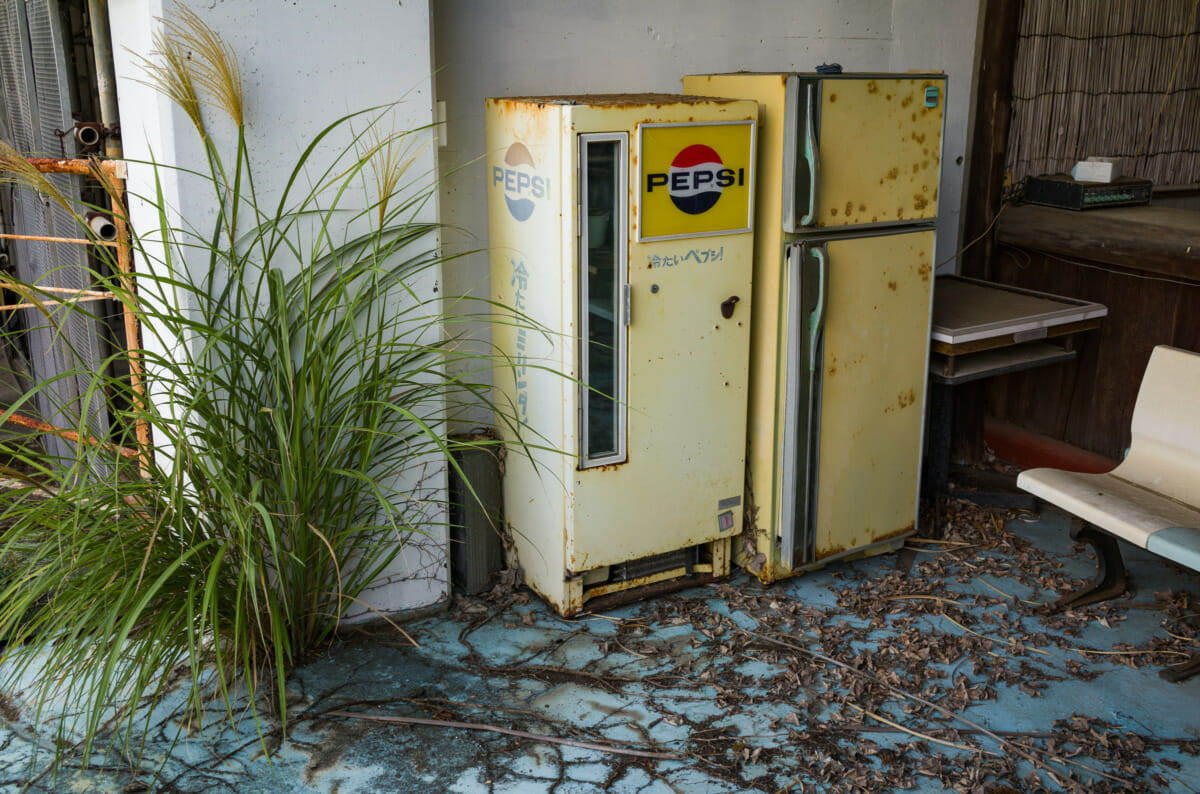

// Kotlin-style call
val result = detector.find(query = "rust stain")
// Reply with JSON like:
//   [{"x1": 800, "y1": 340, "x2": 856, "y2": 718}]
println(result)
[
  {"x1": 911, "y1": 131, "x2": 926, "y2": 144},
  {"x1": 913, "y1": 194, "x2": 928, "y2": 211},
  {"x1": 830, "y1": 207, "x2": 838, "y2": 216},
  {"x1": 898, "y1": 388, "x2": 916, "y2": 409},
  {"x1": 858, "y1": 203, "x2": 866, "y2": 213},
  {"x1": 508, "y1": 93, "x2": 744, "y2": 109},
  {"x1": 911, "y1": 112, "x2": 917, "y2": 123},
  {"x1": 844, "y1": 200, "x2": 854, "y2": 217},
  {"x1": 885, "y1": 93, "x2": 893, "y2": 101},
  {"x1": 871, "y1": 216, "x2": 878, "y2": 222},
  {"x1": 829, "y1": 93, "x2": 838, "y2": 103},
  {"x1": 885, "y1": 166, "x2": 899, "y2": 181},
  {"x1": 900, "y1": 94, "x2": 914, "y2": 108},
  {"x1": 817, "y1": 542, "x2": 847, "y2": 558},
  {"x1": 583, "y1": 570, "x2": 719, "y2": 612},
  {"x1": 866, "y1": 80, "x2": 879, "y2": 94},
  {"x1": 887, "y1": 280, "x2": 898, "y2": 291},
  {"x1": 896, "y1": 206, "x2": 904, "y2": 219},
  {"x1": 912, "y1": 163, "x2": 921, "y2": 174},
  {"x1": 578, "y1": 461, "x2": 625, "y2": 473},
  {"x1": 878, "y1": 521, "x2": 916, "y2": 542},
  {"x1": 918, "y1": 262, "x2": 932, "y2": 282}
]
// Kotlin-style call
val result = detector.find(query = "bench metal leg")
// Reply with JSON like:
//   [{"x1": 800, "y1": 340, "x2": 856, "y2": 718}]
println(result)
[
  {"x1": 1046, "y1": 521, "x2": 1128, "y2": 613},
  {"x1": 1045, "y1": 520, "x2": 1198, "y2": 682},
  {"x1": 1159, "y1": 653, "x2": 1200, "y2": 683}
]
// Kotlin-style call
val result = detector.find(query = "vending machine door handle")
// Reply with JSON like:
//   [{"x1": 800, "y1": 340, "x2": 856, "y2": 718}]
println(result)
[
  {"x1": 720, "y1": 295, "x2": 740, "y2": 319},
  {"x1": 799, "y1": 83, "x2": 820, "y2": 227}
]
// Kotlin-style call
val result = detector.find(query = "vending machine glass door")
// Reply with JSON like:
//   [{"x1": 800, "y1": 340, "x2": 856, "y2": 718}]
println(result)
[{"x1": 578, "y1": 133, "x2": 629, "y2": 468}]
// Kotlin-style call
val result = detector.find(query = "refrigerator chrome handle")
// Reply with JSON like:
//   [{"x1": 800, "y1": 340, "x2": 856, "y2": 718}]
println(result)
[
  {"x1": 798, "y1": 243, "x2": 827, "y2": 567},
  {"x1": 799, "y1": 84, "x2": 819, "y2": 227},
  {"x1": 808, "y1": 246, "x2": 827, "y2": 372}
]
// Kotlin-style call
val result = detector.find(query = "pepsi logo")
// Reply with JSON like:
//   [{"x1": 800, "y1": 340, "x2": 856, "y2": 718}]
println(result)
[
  {"x1": 494, "y1": 142, "x2": 549, "y2": 222},
  {"x1": 646, "y1": 144, "x2": 745, "y2": 216}
]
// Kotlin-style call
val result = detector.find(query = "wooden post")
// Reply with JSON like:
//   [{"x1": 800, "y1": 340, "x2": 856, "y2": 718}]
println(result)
[{"x1": 961, "y1": 0, "x2": 1025, "y2": 280}]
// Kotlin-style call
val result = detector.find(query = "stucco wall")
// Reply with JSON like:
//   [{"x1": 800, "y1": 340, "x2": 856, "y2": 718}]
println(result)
[
  {"x1": 433, "y1": 0, "x2": 983, "y2": 304},
  {"x1": 107, "y1": 0, "x2": 448, "y2": 615}
]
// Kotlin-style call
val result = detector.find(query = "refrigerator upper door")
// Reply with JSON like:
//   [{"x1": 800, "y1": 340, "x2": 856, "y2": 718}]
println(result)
[
  {"x1": 796, "y1": 229, "x2": 934, "y2": 564},
  {"x1": 783, "y1": 75, "x2": 946, "y2": 233}
]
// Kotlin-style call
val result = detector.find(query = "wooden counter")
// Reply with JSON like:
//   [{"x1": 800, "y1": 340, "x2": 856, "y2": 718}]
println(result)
[{"x1": 995, "y1": 204, "x2": 1200, "y2": 280}]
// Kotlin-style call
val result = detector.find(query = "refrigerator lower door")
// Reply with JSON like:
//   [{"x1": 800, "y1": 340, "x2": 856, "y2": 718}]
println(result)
[{"x1": 783, "y1": 230, "x2": 934, "y2": 568}]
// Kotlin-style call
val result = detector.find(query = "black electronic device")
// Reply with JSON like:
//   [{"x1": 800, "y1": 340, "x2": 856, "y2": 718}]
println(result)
[{"x1": 1023, "y1": 174, "x2": 1153, "y2": 211}]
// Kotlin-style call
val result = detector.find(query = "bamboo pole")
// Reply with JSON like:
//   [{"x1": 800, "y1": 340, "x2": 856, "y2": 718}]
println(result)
[
  {"x1": 2, "y1": 286, "x2": 113, "y2": 299},
  {"x1": 0, "y1": 295, "x2": 112, "y2": 311},
  {"x1": 0, "y1": 232, "x2": 119, "y2": 247}
]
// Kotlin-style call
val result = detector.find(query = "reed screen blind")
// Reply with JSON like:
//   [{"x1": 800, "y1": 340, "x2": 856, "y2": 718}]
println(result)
[{"x1": 1006, "y1": 0, "x2": 1200, "y2": 187}]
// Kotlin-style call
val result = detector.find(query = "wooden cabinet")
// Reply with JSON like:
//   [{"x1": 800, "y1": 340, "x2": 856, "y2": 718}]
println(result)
[{"x1": 981, "y1": 204, "x2": 1200, "y2": 460}]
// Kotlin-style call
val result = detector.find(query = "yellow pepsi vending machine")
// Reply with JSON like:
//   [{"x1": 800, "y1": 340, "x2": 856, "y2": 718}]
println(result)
[{"x1": 487, "y1": 95, "x2": 757, "y2": 615}]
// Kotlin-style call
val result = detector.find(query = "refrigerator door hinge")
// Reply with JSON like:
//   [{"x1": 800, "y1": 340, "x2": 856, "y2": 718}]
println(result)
[{"x1": 622, "y1": 283, "x2": 632, "y2": 326}]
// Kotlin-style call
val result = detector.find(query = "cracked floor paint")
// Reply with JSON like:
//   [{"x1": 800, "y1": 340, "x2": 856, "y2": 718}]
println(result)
[{"x1": 0, "y1": 502, "x2": 1198, "y2": 792}]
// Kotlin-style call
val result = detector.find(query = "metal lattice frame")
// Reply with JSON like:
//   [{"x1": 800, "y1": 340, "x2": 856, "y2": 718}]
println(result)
[{"x1": 0, "y1": 156, "x2": 147, "y2": 466}]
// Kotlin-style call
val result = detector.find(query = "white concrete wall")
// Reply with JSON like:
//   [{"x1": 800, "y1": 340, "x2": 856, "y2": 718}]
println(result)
[
  {"x1": 108, "y1": 0, "x2": 448, "y2": 615},
  {"x1": 433, "y1": 0, "x2": 983, "y2": 310}
]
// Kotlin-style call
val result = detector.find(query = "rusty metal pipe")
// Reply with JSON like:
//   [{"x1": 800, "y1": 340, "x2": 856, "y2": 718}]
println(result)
[
  {"x1": 74, "y1": 122, "x2": 103, "y2": 150},
  {"x1": 3, "y1": 412, "x2": 139, "y2": 459}
]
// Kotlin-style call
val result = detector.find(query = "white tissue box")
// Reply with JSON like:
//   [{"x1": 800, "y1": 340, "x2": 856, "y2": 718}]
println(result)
[{"x1": 1071, "y1": 157, "x2": 1122, "y2": 183}]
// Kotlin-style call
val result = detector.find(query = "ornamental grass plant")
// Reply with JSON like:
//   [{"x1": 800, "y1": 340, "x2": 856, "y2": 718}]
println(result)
[{"x1": 0, "y1": 5, "x2": 522, "y2": 769}]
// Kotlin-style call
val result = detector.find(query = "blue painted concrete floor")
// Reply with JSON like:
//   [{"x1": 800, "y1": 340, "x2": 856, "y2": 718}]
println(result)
[{"x1": 1, "y1": 499, "x2": 1198, "y2": 793}]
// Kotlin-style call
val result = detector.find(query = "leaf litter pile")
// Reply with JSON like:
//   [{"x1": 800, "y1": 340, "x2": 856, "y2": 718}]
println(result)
[{"x1": 428, "y1": 498, "x2": 1200, "y2": 793}]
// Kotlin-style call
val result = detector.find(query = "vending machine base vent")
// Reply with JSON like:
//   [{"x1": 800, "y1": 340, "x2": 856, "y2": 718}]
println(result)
[
  {"x1": 579, "y1": 539, "x2": 729, "y2": 614},
  {"x1": 608, "y1": 546, "x2": 701, "y2": 584}
]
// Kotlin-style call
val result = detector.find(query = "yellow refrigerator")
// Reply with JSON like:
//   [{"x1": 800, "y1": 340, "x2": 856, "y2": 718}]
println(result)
[
  {"x1": 683, "y1": 72, "x2": 946, "y2": 582},
  {"x1": 487, "y1": 94, "x2": 758, "y2": 614}
]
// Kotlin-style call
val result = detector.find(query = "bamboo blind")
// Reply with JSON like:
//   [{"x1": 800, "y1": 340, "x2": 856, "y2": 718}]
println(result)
[{"x1": 1006, "y1": 0, "x2": 1200, "y2": 187}]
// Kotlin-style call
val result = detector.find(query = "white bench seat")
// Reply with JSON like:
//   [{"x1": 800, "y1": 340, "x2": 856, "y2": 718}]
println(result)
[
  {"x1": 1017, "y1": 469, "x2": 1200, "y2": 561},
  {"x1": 1016, "y1": 345, "x2": 1200, "y2": 682}
]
